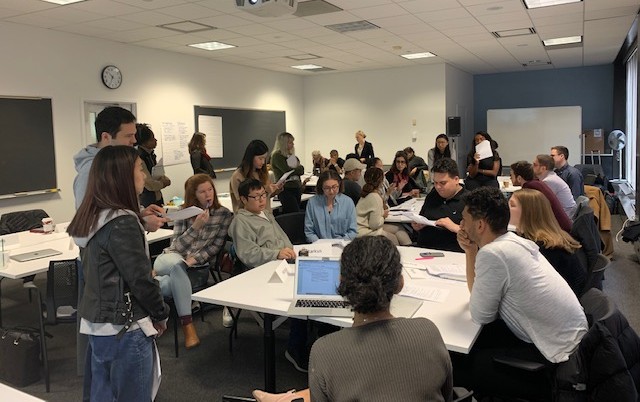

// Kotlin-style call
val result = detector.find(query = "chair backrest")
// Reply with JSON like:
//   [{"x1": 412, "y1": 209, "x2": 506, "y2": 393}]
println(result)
[
  {"x1": 0, "y1": 209, "x2": 49, "y2": 235},
  {"x1": 571, "y1": 205, "x2": 602, "y2": 277},
  {"x1": 45, "y1": 259, "x2": 79, "y2": 325},
  {"x1": 579, "y1": 288, "x2": 616, "y2": 326},
  {"x1": 275, "y1": 212, "x2": 307, "y2": 245}
]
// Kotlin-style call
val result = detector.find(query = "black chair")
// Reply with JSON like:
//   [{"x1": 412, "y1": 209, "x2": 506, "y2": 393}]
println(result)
[
  {"x1": 23, "y1": 259, "x2": 79, "y2": 392},
  {"x1": 0, "y1": 209, "x2": 49, "y2": 235},
  {"x1": 165, "y1": 262, "x2": 213, "y2": 358},
  {"x1": 275, "y1": 212, "x2": 307, "y2": 245}
]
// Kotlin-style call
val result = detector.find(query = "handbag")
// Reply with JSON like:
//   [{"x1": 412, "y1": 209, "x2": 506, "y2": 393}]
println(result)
[{"x1": 0, "y1": 327, "x2": 42, "y2": 387}]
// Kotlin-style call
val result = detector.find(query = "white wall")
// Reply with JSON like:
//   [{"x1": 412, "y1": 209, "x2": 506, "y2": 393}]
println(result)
[
  {"x1": 445, "y1": 64, "x2": 474, "y2": 170},
  {"x1": 0, "y1": 22, "x2": 304, "y2": 222},
  {"x1": 302, "y1": 64, "x2": 447, "y2": 165}
]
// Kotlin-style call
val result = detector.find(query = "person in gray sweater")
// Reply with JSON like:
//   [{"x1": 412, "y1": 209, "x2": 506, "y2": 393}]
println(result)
[
  {"x1": 310, "y1": 236, "x2": 452, "y2": 402},
  {"x1": 253, "y1": 236, "x2": 453, "y2": 402}
]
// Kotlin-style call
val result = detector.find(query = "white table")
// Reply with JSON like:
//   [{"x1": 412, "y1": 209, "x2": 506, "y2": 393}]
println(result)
[
  {"x1": 192, "y1": 246, "x2": 480, "y2": 391},
  {"x1": 0, "y1": 382, "x2": 46, "y2": 401}
]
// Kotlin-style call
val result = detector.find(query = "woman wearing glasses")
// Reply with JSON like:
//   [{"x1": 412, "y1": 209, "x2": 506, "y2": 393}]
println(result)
[
  {"x1": 385, "y1": 150, "x2": 421, "y2": 206},
  {"x1": 304, "y1": 170, "x2": 357, "y2": 243}
]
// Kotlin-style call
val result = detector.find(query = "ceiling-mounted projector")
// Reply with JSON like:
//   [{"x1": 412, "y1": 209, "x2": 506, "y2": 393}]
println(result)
[{"x1": 235, "y1": 0, "x2": 298, "y2": 17}]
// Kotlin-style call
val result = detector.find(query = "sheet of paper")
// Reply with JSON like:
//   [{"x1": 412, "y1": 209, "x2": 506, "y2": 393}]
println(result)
[
  {"x1": 402, "y1": 212, "x2": 436, "y2": 226},
  {"x1": 424, "y1": 264, "x2": 466, "y2": 282},
  {"x1": 276, "y1": 170, "x2": 294, "y2": 185},
  {"x1": 151, "y1": 341, "x2": 161, "y2": 400},
  {"x1": 160, "y1": 121, "x2": 191, "y2": 166},
  {"x1": 198, "y1": 115, "x2": 223, "y2": 158},
  {"x1": 475, "y1": 139, "x2": 493, "y2": 160},
  {"x1": 400, "y1": 284, "x2": 450, "y2": 303},
  {"x1": 404, "y1": 267, "x2": 431, "y2": 280},
  {"x1": 166, "y1": 206, "x2": 203, "y2": 221}
]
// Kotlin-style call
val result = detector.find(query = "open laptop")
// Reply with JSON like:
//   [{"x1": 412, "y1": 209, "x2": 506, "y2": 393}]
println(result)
[
  {"x1": 286, "y1": 256, "x2": 424, "y2": 319},
  {"x1": 10, "y1": 248, "x2": 62, "y2": 262},
  {"x1": 287, "y1": 256, "x2": 353, "y2": 317}
]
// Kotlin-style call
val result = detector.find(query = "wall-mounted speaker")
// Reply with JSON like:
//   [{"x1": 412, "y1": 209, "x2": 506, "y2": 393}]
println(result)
[{"x1": 447, "y1": 116, "x2": 461, "y2": 137}]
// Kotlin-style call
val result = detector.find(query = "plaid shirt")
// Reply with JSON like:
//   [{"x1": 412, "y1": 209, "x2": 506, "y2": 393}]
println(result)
[{"x1": 168, "y1": 206, "x2": 233, "y2": 265}]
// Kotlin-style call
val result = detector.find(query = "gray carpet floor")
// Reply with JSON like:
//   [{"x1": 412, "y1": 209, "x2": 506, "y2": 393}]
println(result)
[{"x1": 1, "y1": 214, "x2": 638, "y2": 401}]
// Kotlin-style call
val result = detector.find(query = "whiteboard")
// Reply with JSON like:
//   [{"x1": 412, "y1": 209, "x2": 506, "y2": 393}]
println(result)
[{"x1": 487, "y1": 106, "x2": 582, "y2": 168}]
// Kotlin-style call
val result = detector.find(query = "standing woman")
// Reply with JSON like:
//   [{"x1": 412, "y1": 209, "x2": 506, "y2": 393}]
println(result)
[
  {"x1": 153, "y1": 173, "x2": 233, "y2": 348},
  {"x1": 354, "y1": 130, "x2": 375, "y2": 164},
  {"x1": 509, "y1": 189, "x2": 586, "y2": 296},
  {"x1": 428, "y1": 133, "x2": 457, "y2": 169},
  {"x1": 136, "y1": 123, "x2": 171, "y2": 208},
  {"x1": 356, "y1": 168, "x2": 411, "y2": 246},
  {"x1": 230, "y1": 140, "x2": 282, "y2": 213},
  {"x1": 68, "y1": 146, "x2": 169, "y2": 402},
  {"x1": 271, "y1": 132, "x2": 304, "y2": 213},
  {"x1": 304, "y1": 170, "x2": 357, "y2": 243},
  {"x1": 465, "y1": 131, "x2": 500, "y2": 191},
  {"x1": 188, "y1": 132, "x2": 216, "y2": 178},
  {"x1": 385, "y1": 150, "x2": 421, "y2": 206}
]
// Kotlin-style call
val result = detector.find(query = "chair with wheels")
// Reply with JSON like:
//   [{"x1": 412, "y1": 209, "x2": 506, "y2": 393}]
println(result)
[{"x1": 274, "y1": 212, "x2": 307, "y2": 245}]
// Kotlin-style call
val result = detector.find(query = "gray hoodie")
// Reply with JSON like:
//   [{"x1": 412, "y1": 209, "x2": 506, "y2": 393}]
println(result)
[{"x1": 73, "y1": 144, "x2": 100, "y2": 210}]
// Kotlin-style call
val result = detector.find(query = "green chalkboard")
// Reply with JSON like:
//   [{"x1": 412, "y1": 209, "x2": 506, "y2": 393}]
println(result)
[
  {"x1": 0, "y1": 97, "x2": 57, "y2": 197},
  {"x1": 194, "y1": 106, "x2": 286, "y2": 170}
]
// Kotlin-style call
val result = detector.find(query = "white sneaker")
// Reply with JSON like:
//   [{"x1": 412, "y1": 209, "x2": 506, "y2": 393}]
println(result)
[{"x1": 222, "y1": 307, "x2": 233, "y2": 328}]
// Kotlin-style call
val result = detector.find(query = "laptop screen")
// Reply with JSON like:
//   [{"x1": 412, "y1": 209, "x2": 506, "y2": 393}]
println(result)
[{"x1": 296, "y1": 259, "x2": 341, "y2": 296}]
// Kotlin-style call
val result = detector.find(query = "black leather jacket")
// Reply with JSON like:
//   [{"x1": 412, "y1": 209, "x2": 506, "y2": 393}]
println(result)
[{"x1": 78, "y1": 215, "x2": 169, "y2": 326}]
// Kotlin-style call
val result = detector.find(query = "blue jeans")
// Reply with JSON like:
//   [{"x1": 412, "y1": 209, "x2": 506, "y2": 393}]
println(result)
[
  {"x1": 86, "y1": 329, "x2": 154, "y2": 402},
  {"x1": 154, "y1": 252, "x2": 192, "y2": 317}
]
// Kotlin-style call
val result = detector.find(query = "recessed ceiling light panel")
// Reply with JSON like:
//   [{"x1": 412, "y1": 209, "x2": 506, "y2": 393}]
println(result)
[
  {"x1": 40, "y1": 0, "x2": 87, "y2": 4},
  {"x1": 291, "y1": 64, "x2": 324, "y2": 70},
  {"x1": 401, "y1": 52, "x2": 436, "y2": 60},
  {"x1": 158, "y1": 21, "x2": 216, "y2": 34},
  {"x1": 543, "y1": 36, "x2": 582, "y2": 46},
  {"x1": 325, "y1": 20, "x2": 379, "y2": 33},
  {"x1": 188, "y1": 41, "x2": 236, "y2": 51},
  {"x1": 522, "y1": 0, "x2": 581, "y2": 9},
  {"x1": 493, "y1": 28, "x2": 536, "y2": 38}
]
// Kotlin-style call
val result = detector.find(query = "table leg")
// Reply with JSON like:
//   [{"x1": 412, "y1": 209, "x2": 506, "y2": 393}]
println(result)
[
  {"x1": 263, "y1": 313, "x2": 276, "y2": 392},
  {"x1": 0, "y1": 277, "x2": 4, "y2": 327}
]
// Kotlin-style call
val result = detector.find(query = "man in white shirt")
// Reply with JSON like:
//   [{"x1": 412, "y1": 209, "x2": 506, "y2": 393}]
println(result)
[
  {"x1": 455, "y1": 187, "x2": 587, "y2": 398},
  {"x1": 534, "y1": 154, "x2": 577, "y2": 218}
]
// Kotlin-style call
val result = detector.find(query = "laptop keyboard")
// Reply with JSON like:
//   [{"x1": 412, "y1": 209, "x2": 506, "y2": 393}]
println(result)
[{"x1": 295, "y1": 299, "x2": 348, "y2": 308}]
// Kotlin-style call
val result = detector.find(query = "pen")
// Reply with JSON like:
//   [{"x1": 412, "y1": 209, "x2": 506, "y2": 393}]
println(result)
[{"x1": 415, "y1": 256, "x2": 434, "y2": 260}]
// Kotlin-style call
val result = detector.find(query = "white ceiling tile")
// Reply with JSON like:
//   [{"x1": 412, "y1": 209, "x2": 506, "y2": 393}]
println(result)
[
  {"x1": 113, "y1": 0, "x2": 191, "y2": 10},
  {"x1": 585, "y1": 0, "x2": 639, "y2": 12},
  {"x1": 348, "y1": 4, "x2": 409, "y2": 20},
  {"x1": 397, "y1": 0, "x2": 463, "y2": 13},
  {"x1": 586, "y1": 6, "x2": 640, "y2": 21},
  {"x1": 77, "y1": 17, "x2": 140, "y2": 32},
  {"x1": 290, "y1": 26, "x2": 336, "y2": 38},
  {"x1": 6, "y1": 13, "x2": 69, "y2": 28},
  {"x1": 155, "y1": 3, "x2": 220, "y2": 20},
  {"x1": 226, "y1": 23, "x2": 280, "y2": 36},
  {"x1": 474, "y1": 10, "x2": 531, "y2": 26},
  {"x1": 192, "y1": 14, "x2": 253, "y2": 29},
  {"x1": 329, "y1": 0, "x2": 390, "y2": 9},
  {"x1": 0, "y1": 0, "x2": 57, "y2": 13},
  {"x1": 302, "y1": 10, "x2": 360, "y2": 26},
  {"x1": 466, "y1": 0, "x2": 527, "y2": 16},
  {"x1": 525, "y1": 2, "x2": 583, "y2": 18},
  {"x1": 70, "y1": 0, "x2": 143, "y2": 17},
  {"x1": 415, "y1": 8, "x2": 473, "y2": 23},
  {"x1": 536, "y1": 22, "x2": 583, "y2": 38},
  {"x1": 117, "y1": 11, "x2": 183, "y2": 26},
  {"x1": 530, "y1": 12, "x2": 583, "y2": 27},
  {"x1": 387, "y1": 23, "x2": 436, "y2": 36},
  {"x1": 369, "y1": 14, "x2": 424, "y2": 28},
  {"x1": 102, "y1": 26, "x2": 178, "y2": 43},
  {"x1": 429, "y1": 17, "x2": 483, "y2": 30},
  {"x1": 0, "y1": 7, "x2": 30, "y2": 19}
]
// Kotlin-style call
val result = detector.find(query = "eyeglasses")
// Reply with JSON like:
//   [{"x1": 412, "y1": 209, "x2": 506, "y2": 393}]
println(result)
[
  {"x1": 395, "y1": 160, "x2": 407, "y2": 164},
  {"x1": 247, "y1": 192, "x2": 268, "y2": 200},
  {"x1": 322, "y1": 185, "x2": 340, "y2": 191}
]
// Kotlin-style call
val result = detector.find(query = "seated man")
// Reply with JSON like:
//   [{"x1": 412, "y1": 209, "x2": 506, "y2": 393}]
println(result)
[
  {"x1": 551, "y1": 146, "x2": 584, "y2": 200},
  {"x1": 229, "y1": 178, "x2": 296, "y2": 268},
  {"x1": 342, "y1": 158, "x2": 365, "y2": 206},
  {"x1": 534, "y1": 154, "x2": 576, "y2": 219},
  {"x1": 412, "y1": 158, "x2": 468, "y2": 252},
  {"x1": 455, "y1": 187, "x2": 587, "y2": 398},
  {"x1": 510, "y1": 160, "x2": 572, "y2": 232},
  {"x1": 327, "y1": 149, "x2": 345, "y2": 174}
]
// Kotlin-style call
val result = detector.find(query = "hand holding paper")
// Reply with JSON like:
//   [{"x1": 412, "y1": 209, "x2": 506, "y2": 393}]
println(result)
[
  {"x1": 475, "y1": 140, "x2": 493, "y2": 160},
  {"x1": 276, "y1": 170, "x2": 294, "y2": 185}
]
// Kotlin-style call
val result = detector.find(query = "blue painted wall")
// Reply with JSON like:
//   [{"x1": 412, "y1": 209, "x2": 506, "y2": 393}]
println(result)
[{"x1": 474, "y1": 65, "x2": 614, "y2": 133}]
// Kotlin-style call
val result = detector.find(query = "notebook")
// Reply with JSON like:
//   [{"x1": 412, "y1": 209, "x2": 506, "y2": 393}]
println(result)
[
  {"x1": 287, "y1": 256, "x2": 424, "y2": 319},
  {"x1": 287, "y1": 257, "x2": 352, "y2": 317},
  {"x1": 10, "y1": 248, "x2": 62, "y2": 262}
]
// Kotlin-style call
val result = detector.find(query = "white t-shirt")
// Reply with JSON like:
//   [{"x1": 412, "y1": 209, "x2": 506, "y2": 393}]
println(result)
[{"x1": 471, "y1": 232, "x2": 587, "y2": 363}]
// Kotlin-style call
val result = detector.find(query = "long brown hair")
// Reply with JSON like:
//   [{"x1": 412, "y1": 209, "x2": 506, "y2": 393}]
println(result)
[
  {"x1": 188, "y1": 132, "x2": 206, "y2": 153},
  {"x1": 361, "y1": 167, "x2": 384, "y2": 198},
  {"x1": 68, "y1": 146, "x2": 142, "y2": 237},
  {"x1": 183, "y1": 173, "x2": 221, "y2": 210},
  {"x1": 513, "y1": 189, "x2": 580, "y2": 253},
  {"x1": 238, "y1": 140, "x2": 269, "y2": 186}
]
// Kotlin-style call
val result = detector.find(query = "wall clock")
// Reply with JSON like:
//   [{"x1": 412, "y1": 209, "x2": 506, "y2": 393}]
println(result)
[{"x1": 101, "y1": 65, "x2": 122, "y2": 89}]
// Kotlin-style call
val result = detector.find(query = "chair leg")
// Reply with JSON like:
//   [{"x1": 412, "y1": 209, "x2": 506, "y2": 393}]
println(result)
[
  {"x1": 228, "y1": 309, "x2": 242, "y2": 353},
  {"x1": 30, "y1": 287, "x2": 49, "y2": 392}
]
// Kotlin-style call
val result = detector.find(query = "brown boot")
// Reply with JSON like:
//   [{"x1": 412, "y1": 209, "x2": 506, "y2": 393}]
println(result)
[{"x1": 182, "y1": 323, "x2": 200, "y2": 349}]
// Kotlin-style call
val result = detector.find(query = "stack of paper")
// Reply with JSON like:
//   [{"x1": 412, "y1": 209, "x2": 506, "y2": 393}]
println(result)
[{"x1": 423, "y1": 264, "x2": 466, "y2": 282}]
